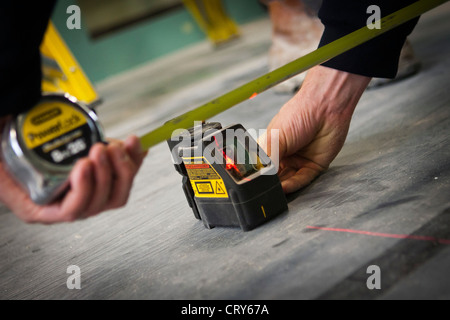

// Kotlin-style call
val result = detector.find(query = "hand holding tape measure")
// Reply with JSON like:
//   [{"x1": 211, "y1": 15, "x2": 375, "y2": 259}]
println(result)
[
  {"x1": 0, "y1": 94, "x2": 147, "y2": 223},
  {"x1": 0, "y1": 0, "x2": 446, "y2": 226}
]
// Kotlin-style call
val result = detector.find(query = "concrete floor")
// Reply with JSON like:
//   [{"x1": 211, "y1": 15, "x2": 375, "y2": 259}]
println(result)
[{"x1": 1, "y1": 3, "x2": 449, "y2": 300}]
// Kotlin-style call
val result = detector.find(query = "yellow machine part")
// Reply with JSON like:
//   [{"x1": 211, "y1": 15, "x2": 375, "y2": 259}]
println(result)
[
  {"x1": 40, "y1": 22, "x2": 100, "y2": 107},
  {"x1": 183, "y1": 0, "x2": 240, "y2": 45}
]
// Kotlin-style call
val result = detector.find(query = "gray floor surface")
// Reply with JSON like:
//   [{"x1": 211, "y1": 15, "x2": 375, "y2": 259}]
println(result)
[{"x1": 1, "y1": 4, "x2": 449, "y2": 300}]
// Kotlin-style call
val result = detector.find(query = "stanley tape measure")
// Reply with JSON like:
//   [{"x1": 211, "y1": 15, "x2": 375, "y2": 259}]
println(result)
[
  {"x1": 0, "y1": 0, "x2": 446, "y2": 214},
  {"x1": 1, "y1": 93, "x2": 104, "y2": 205}
]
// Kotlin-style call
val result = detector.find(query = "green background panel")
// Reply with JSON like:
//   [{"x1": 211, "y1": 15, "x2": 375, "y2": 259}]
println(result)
[{"x1": 51, "y1": 0, "x2": 267, "y2": 83}]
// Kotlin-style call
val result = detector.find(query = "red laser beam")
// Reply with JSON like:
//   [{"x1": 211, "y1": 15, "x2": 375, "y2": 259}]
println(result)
[
  {"x1": 306, "y1": 226, "x2": 450, "y2": 245},
  {"x1": 213, "y1": 136, "x2": 238, "y2": 172}
]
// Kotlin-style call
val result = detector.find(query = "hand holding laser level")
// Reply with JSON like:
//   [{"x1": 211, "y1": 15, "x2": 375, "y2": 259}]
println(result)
[{"x1": 262, "y1": 66, "x2": 372, "y2": 193}]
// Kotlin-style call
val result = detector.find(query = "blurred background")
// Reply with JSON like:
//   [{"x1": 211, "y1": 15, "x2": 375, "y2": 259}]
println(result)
[{"x1": 51, "y1": 0, "x2": 267, "y2": 84}]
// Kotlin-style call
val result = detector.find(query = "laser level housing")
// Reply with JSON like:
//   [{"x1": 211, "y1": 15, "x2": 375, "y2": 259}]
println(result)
[{"x1": 167, "y1": 122, "x2": 288, "y2": 231}]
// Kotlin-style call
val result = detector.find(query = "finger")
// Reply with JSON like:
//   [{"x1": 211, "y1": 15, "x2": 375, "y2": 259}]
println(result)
[
  {"x1": 278, "y1": 166, "x2": 296, "y2": 182},
  {"x1": 124, "y1": 135, "x2": 148, "y2": 167},
  {"x1": 84, "y1": 143, "x2": 113, "y2": 217},
  {"x1": 105, "y1": 142, "x2": 136, "y2": 209},
  {"x1": 258, "y1": 127, "x2": 286, "y2": 160},
  {"x1": 106, "y1": 137, "x2": 120, "y2": 144},
  {"x1": 281, "y1": 166, "x2": 322, "y2": 194},
  {"x1": 257, "y1": 131, "x2": 268, "y2": 154},
  {"x1": 57, "y1": 159, "x2": 95, "y2": 221}
]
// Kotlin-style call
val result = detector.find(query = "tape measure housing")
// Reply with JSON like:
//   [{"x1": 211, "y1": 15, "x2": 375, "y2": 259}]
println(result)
[{"x1": 1, "y1": 93, "x2": 105, "y2": 205}]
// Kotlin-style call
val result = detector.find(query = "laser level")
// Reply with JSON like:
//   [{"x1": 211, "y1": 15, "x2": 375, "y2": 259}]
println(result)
[{"x1": 167, "y1": 122, "x2": 288, "y2": 231}]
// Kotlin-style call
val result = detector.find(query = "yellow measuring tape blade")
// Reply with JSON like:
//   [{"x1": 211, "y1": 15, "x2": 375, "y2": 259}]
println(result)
[{"x1": 139, "y1": 0, "x2": 448, "y2": 151}]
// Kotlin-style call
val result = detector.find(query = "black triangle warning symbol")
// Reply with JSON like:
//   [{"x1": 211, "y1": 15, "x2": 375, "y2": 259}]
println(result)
[{"x1": 216, "y1": 181, "x2": 226, "y2": 194}]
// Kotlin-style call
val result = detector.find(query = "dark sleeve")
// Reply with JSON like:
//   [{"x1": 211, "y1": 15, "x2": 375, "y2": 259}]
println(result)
[
  {"x1": 0, "y1": 1, "x2": 56, "y2": 117},
  {"x1": 318, "y1": 0, "x2": 420, "y2": 78}
]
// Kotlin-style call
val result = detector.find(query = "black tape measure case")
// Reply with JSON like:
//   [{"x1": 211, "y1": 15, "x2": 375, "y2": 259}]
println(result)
[{"x1": 167, "y1": 122, "x2": 288, "y2": 231}]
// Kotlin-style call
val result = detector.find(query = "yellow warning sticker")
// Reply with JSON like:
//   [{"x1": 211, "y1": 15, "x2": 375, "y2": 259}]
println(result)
[
  {"x1": 22, "y1": 101, "x2": 87, "y2": 149},
  {"x1": 195, "y1": 182, "x2": 214, "y2": 194},
  {"x1": 183, "y1": 157, "x2": 229, "y2": 198}
]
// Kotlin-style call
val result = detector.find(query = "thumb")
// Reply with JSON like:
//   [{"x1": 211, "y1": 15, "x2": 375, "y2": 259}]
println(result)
[
  {"x1": 258, "y1": 128, "x2": 283, "y2": 173},
  {"x1": 257, "y1": 130, "x2": 269, "y2": 155}
]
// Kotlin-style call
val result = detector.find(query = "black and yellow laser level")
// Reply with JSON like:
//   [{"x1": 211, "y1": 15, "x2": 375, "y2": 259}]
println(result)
[{"x1": 167, "y1": 122, "x2": 288, "y2": 231}]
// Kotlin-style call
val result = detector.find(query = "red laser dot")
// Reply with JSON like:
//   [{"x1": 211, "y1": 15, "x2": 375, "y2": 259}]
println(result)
[
  {"x1": 213, "y1": 137, "x2": 239, "y2": 172},
  {"x1": 224, "y1": 153, "x2": 238, "y2": 171}
]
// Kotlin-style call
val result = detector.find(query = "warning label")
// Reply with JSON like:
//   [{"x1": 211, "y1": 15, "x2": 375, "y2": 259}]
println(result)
[
  {"x1": 215, "y1": 181, "x2": 226, "y2": 194},
  {"x1": 183, "y1": 157, "x2": 228, "y2": 198},
  {"x1": 195, "y1": 182, "x2": 214, "y2": 194}
]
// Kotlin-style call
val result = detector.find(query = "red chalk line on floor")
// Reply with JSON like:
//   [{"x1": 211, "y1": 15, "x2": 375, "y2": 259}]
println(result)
[{"x1": 306, "y1": 226, "x2": 450, "y2": 245}]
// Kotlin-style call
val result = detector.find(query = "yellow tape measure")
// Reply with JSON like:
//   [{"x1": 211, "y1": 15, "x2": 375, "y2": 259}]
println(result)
[
  {"x1": 139, "y1": 0, "x2": 448, "y2": 151},
  {"x1": 1, "y1": 94, "x2": 105, "y2": 204}
]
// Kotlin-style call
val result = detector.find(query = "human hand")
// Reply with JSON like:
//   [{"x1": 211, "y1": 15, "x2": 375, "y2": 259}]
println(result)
[
  {"x1": 0, "y1": 116, "x2": 148, "y2": 224},
  {"x1": 260, "y1": 65, "x2": 371, "y2": 193}
]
